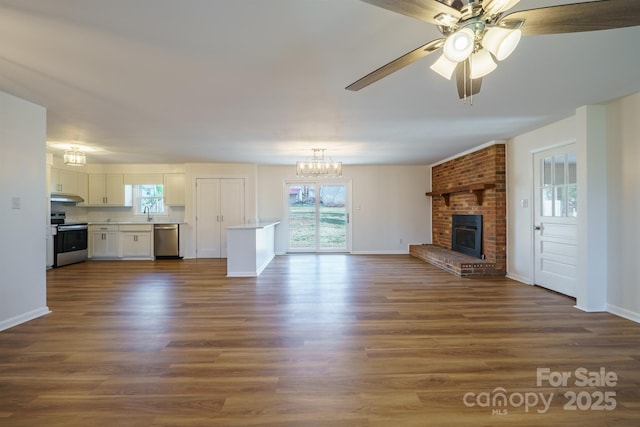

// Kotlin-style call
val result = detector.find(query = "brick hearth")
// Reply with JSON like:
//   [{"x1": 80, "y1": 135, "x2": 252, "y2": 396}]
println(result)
[
  {"x1": 410, "y1": 244, "x2": 503, "y2": 277},
  {"x1": 414, "y1": 144, "x2": 507, "y2": 277}
]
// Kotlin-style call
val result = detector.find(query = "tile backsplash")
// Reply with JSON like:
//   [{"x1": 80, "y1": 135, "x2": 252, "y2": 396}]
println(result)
[{"x1": 51, "y1": 202, "x2": 185, "y2": 223}]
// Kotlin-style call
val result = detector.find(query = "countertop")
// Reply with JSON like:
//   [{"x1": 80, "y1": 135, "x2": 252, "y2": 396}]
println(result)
[
  {"x1": 89, "y1": 221, "x2": 186, "y2": 225},
  {"x1": 226, "y1": 221, "x2": 280, "y2": 230}
]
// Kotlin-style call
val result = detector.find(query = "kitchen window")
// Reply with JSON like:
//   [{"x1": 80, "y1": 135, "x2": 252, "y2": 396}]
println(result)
[{"x1": 132, "y1": 184, "x2": 166, "y2": 216}]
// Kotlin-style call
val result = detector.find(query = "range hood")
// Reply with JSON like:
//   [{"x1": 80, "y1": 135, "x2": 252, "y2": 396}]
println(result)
[{"x1": 50, "y1": 193, "x2": 85, "y2": 203}]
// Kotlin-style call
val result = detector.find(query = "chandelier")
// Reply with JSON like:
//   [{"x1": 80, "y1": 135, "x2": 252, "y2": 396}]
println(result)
[
  {"x1": 64, "y1": 146, "x2": 87, "y2": 166},
  {"x1": 296, "y1": 148, "x2": 342, "y2": 178}
]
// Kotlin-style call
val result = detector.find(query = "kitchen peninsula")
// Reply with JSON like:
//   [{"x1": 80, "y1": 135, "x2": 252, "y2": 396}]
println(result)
[{"x1": 226, "y1": 221, "x2": 279, "y2": 277}]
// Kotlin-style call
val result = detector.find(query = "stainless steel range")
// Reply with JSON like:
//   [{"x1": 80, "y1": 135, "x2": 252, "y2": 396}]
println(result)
[{"x1": 51, "y1": 211, "x2": 88, "y2": 267}]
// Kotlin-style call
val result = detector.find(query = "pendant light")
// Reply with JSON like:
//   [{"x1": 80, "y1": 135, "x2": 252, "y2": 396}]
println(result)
[
  {"x1": 296, "y1": 149, "x2": 342, "y2": 178},
  {"x1": 64, "y1": 146, "x2": 86, "y2": 166}
]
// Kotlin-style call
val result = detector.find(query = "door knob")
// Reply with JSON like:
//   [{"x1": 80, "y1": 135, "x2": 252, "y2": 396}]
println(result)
[{"x1": 534, "y1": 225, "x2": 541, "y2": 231}]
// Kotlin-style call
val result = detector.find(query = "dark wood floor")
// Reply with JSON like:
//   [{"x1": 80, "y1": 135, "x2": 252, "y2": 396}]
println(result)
[{"x1": 1, "y1": 255, "x2": 639, "y2": 426}]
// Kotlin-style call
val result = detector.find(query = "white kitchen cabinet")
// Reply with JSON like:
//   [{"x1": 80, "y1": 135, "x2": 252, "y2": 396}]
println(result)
[
  {"x1": 120, "y1": 224, "x2": 153, "y2": 258},
  {"x1": 51, "y1": 168, "x2": 76, "y2": 194},
  {"x1": 90, "y1": 225, "x2": 120, "y2": 258},
  {"x1": 164, "y1": 173, "x2": 185, "y2": 206},
  {"x1": 51, "y1": 168, "x2": 88, "y2": 202},
  {"x1": 88, "y1": 174, "x2": 126, "y2": 205}
]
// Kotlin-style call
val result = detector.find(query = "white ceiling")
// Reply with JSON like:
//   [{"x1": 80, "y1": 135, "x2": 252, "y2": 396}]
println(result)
[{"x1": 1, "y1": 0, "x2": 639, "y2": 166}]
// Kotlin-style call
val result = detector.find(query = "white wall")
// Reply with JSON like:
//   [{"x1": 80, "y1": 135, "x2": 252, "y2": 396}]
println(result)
[
  {"x1": 575, "y1": 105, "x2": 608, "y2": 312},
  {"x1": 0, "y1": 91, "x2": 49, "y2": 331},
  {"x1": 606, "y1": 93, "x2": 640, "y2": 322},
  {"x1": 507, "y1": 92, "x2": 640, "y2": 322},
  {"x1": 257, "y1": 165, "x2": 431, "y2": 254}
]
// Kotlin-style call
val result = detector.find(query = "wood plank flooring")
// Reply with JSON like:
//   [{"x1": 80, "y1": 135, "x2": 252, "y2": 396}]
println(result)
[{"x1": 1, "y1": 255, "x2": 640, "y2": 426}]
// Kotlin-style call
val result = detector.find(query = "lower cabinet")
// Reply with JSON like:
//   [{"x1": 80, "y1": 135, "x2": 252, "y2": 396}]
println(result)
[
  {"x1": 89, "y1": 224, "x2": 153, "y2": 259},
  {"x1": 120, "y1": 231, "x2": 152, "y2": 258},
  {"x1": 90, "y1": 225, "x2": 120, "y2": 258}
]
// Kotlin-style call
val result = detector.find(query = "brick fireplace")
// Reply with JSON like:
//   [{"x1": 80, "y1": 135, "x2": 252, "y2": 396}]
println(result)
[{"x1": 410, "y1": 144, "x2": 506, "y2": 277}]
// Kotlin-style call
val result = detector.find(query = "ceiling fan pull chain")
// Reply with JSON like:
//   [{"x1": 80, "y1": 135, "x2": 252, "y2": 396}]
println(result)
[
  {"x1": 464, "y1": 60, "x2": 468, "y2": 104},
  {"x1": 469, "y1": 58, "x2": 473, "y2": 106}
]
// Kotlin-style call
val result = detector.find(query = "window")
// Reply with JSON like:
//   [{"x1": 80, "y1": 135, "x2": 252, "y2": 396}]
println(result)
[
  {"x1": 540, "y1": 152, "x2": 577, "y2": 217},
  {"x1": 132, "y1": 184, "x2": 166, "y2": 216}
]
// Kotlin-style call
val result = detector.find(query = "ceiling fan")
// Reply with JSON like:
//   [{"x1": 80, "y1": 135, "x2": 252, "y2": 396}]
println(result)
[{"x1": 346, "y1": 0, "x2": 640, "y2": 101}]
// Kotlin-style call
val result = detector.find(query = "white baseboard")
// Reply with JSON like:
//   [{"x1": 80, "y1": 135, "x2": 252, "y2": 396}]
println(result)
[
  {"x1": 505, "y1": 272, "x2": 532, "y2": 285},
  {"x1": 0, "y1": 306, "x2": 51, "y2": 332},
  {"x1": 606, "y1": 304, "x2": 640, "y2": 324},
  {"x1": 351, "y1": 250, "x2": 409, "y2": 255},
  {"x1": 227, "y1": 271, "x2": 258, "y2": 277}
]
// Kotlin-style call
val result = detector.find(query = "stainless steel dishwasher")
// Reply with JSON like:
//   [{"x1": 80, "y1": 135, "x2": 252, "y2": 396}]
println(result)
[{"x1": 154, "y1": 224, "x2": 181, "y2": 259}]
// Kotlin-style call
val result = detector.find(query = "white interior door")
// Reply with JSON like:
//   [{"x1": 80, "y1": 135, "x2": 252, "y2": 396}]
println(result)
[
  {"x1": 196, "y1": 178, "x2": 222, "y2": 258},
  {"x1": 196, "y1": 178, "x2": 245, "y2": 258},
  {"x1": 533, "y1": 146, "x2": 578, "y2": 297}
]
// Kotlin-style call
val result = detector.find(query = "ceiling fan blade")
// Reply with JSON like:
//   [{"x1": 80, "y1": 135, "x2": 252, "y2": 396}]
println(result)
[
  {"x1": 346, "y1": 38, "x2": 444, "y2": 91},
  {"x1": 504, "y1": 0, "x2": 640, "y2": 36},
  {"x1": 484, "y1": 0, "x2": 520, "y2": 15},
  {"x1": 455, "y1": 60, "x2": 482, "y2": 100},
  {"x1": 360, "y1": 0, "x2": 461, "y2": 25}
]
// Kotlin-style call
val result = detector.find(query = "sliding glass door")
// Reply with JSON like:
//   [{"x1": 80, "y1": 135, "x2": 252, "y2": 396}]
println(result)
[{"x1": 287, "y1": 182, "x2": 350, "y2": 253}]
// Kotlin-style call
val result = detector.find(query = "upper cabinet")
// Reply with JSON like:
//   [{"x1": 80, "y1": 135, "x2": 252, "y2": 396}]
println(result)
[
  {"x1": 88, "y1": 174, "x2": 127, "y2": 206},
  {"x1": 50, "y1": 167, "x2": 88, "y2": 204},
  {"x1": 51, "y1": 168, "x2": 86, "y2": 194},
  {"x1": 164, "y1": 173, "x2": 185, "y2": 206}
]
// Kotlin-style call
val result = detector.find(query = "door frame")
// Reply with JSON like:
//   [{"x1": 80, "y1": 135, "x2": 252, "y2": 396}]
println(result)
[
  {"x1": 530, "y1": 141, "x2": 577, "y2": 296},
  {"x1": 284, "y1": 179, "x2": 352, "y2": 254}
]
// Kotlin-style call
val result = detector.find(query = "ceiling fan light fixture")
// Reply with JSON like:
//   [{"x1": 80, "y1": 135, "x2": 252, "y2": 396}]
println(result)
[
  {"x1": 430, "y1": 54, "x2": 457, "y2": 80},
  {"x1": 482, "y1": 27, "x2": 521, "y2": 61},
  {"x1": 470, "y1": 49, "x2": 497, "y2": 79},
  {"x1": 443, "y1": 28, "x2": 475, "y2": 63}
]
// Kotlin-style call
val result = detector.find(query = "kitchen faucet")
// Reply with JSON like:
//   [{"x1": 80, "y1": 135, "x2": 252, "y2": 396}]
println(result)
[{"x1": 144, "y1": 206, "x2": 153, "y2": 222}]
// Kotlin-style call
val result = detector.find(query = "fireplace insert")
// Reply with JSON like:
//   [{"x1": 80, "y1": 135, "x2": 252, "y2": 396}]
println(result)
[{"x1": 451, "y1": 214, "x2": 482, "y2": 258}]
